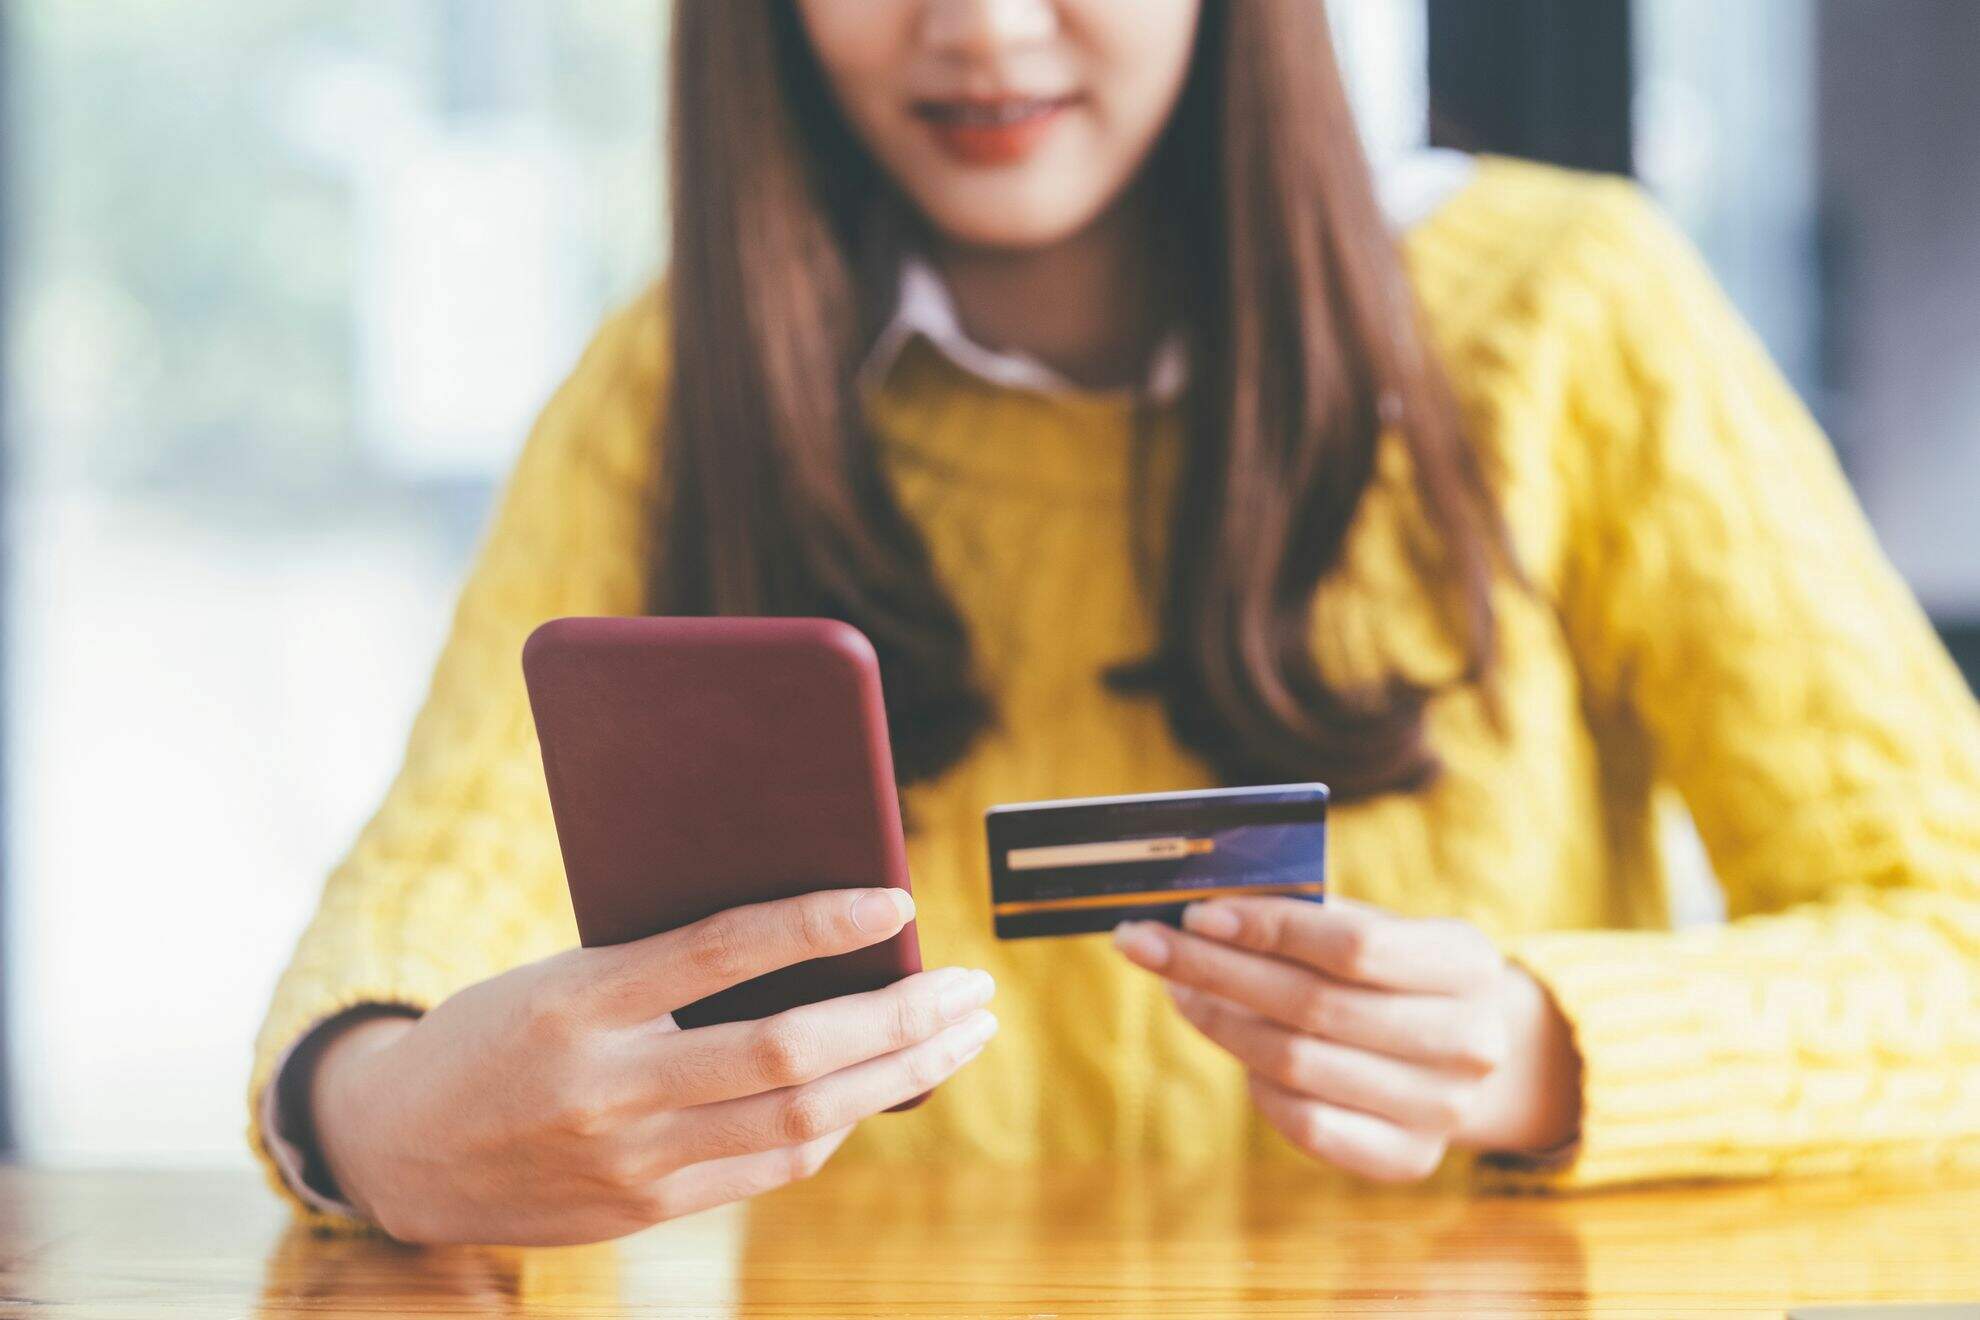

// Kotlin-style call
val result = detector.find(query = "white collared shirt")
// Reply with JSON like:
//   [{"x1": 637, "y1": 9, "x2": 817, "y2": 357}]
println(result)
[{"x1": 860, "y1": 252, "x2": 1191, "y2": 402}]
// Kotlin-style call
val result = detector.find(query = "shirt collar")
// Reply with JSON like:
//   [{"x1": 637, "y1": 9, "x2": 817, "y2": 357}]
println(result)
[{"x1": 859, "y1": 252, "x2": 1189, "y2": 404}]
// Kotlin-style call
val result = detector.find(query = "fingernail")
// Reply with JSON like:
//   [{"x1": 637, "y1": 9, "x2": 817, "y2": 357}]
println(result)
[
  {"x1": 1166, "y1": 981, "x2": 1199, "y2": 1009},
  {"x1": 1183, "y1": 902, "x2": 1240, "y2": 940},
  {"x1": 1112, "y1": 921, "x2": 1170, "y2": 969},
  {"x1": 853, "y1": 888, "x2": 913, "y2": 934},
  {"x1": 939, "y1": 969, "x2": 995, "y2": 1022}
]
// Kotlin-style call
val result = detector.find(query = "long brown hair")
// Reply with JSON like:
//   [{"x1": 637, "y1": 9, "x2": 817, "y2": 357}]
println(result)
[{"x1": 655, "y1": 1, "x2": 1505, "y2": 801}]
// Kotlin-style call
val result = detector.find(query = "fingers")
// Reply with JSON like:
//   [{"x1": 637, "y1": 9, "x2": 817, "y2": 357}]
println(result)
[
  {"x1": 584, "y1": 887, "x2": 917, "y2": 1023},
  {"x1": 1180, "y1": 896, "x2": 1503, "y2": 995},
  {"x1": 1115, "y1": 920, "x2": 1506, "y2": 1071},
  {"x1": 638, "y1": 1010, "x2": 997, "y2": 1177},
  {"x1": 1167, "y1": 984, "x2": 1476, "y2": 1137},
  {"x1": 625, "y1": 966, "x2": 997, "y2": 1109},
  {"x1": 630, "y1": 1125, "x2": 856, "y2": 1226},
  {"x1": 1247, "y1": 1073, "x2": 1449, "y2": 1183}
]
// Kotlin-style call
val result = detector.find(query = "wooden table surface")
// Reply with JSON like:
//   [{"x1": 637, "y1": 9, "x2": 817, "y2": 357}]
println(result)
[{"x1": 2, "y1": 1164, "x2": 1977, "y2": 1317}]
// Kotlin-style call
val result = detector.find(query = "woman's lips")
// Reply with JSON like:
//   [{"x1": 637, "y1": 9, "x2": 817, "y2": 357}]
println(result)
[{"x1": 910, "y1": 95, "x2": 1080, "y2": 166}]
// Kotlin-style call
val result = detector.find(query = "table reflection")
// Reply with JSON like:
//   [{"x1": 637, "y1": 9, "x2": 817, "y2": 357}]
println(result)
[
  {"x1": 722, "y1": 1163, "x2": 1590, "y2": 1315},
  {"x1": 247, "y1": 1163, "x2": 1980, "y2": 1316},
  {"x1": 256, "y1": 1227, "x2": 624, "y2": 1317}
]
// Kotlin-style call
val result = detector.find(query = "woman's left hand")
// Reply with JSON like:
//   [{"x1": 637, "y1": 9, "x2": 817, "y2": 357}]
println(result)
[{"x1": 1112, "y1": 896, "x2": 1582, "y2": 1182}]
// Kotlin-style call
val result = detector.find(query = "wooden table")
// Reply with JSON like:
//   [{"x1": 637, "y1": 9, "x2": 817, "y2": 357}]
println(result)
[{"x1": 2, "y1": 1164, "x2": 1977, "y2": 1317}]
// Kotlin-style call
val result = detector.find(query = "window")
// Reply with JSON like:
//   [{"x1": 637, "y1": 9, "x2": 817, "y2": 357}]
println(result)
[{"x1": 5, "y1": 1, "x2": 663, "y2": 1160}]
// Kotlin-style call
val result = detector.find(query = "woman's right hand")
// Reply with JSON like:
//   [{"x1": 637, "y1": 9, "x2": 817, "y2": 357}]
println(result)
[{"x1": 307, "y1": 886, "x2": 996, "y2": 1245}]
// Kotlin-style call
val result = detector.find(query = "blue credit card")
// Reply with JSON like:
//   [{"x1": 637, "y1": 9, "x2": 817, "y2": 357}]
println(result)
[{"x1": 985, "y1": 783, "x2": 1328, "y2": 939}]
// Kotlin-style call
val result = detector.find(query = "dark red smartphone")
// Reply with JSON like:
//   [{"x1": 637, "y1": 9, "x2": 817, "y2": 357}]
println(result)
[{"x1": 521, "y1": 616, "x2": 924, "y2": 1058}]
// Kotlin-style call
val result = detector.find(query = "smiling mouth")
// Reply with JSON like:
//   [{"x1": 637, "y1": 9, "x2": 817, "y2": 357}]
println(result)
[
  {"x1": 910, "y1": 95, "x2": 1082, "y2": 164},
  {"x1": 912, "y1": 95, "x2": 1079, "y2": 126}
]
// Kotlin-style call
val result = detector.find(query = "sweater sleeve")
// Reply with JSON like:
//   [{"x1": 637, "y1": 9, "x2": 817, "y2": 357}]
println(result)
[
  {"x1": 244, "y1": 289, "x2": 670, "y2": 1226},
  {"x1": 1486, "y1": 182, "x2": 1980, "y2": 1189}
]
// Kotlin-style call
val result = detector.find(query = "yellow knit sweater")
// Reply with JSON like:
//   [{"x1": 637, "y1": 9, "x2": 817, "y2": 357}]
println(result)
[{"x1": 249, "y1": 159, "x2": 1980, "y2": 1221}]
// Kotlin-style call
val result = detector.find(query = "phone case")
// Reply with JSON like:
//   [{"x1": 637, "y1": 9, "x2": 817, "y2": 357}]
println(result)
[{"x1": 522, "y1": 616, "x2": 925, "y2": 1062}]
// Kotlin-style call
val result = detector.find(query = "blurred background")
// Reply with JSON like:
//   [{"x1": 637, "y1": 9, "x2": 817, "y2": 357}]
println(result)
[{"x1": 0, "y1": 0, "x2": 1975, "y2": 1163}]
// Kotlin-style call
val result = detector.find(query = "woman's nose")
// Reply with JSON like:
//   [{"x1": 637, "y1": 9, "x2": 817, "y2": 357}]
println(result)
[{"x1": 920, "y1": 0, "x2": 1061, "y2": 57}]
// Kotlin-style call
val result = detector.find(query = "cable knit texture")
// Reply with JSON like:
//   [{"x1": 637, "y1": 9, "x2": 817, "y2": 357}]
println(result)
[{"x1": 248, "y1": 159, "x2": 1980, "y2": 1226}]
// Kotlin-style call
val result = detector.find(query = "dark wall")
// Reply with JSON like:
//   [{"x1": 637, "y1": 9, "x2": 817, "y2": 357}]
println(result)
[
  {"x1": 1428, "y1": 0, "x2": 1635, "y2": 175},
  {"x1": 1944, "y1": 627, "x2": 1980, "y2": 696},
  {"x1": 1817, "y1": 0, "x2": 1980, "y2": 651}
]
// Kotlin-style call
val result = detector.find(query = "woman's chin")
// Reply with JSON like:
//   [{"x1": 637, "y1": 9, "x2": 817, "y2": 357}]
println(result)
[{"x1": 903, "y1": 177, "x2": 1121, "y2": 254}]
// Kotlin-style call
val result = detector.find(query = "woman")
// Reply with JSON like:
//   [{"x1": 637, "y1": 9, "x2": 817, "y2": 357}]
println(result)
[{"x1": 251, "y1": 0, "x2": 1980, "y2": 1245}]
